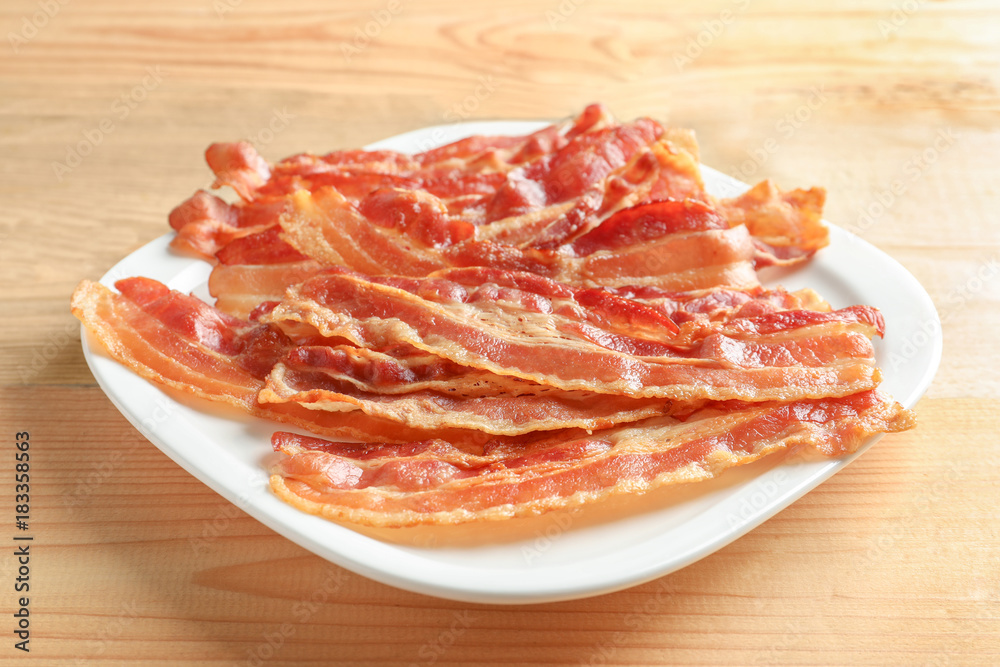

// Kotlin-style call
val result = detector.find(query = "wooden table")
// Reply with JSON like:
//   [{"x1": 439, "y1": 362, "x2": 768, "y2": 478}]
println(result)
[{"x1": 2, "y1": 0, "x2": 997, "y2": 664}]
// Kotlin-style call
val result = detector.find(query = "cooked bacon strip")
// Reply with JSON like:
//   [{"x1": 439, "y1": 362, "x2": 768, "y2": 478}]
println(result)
[
  {"x1": 483, "y1": 118, "x2": 664, "y2": 222},
  {"x1": 273, "y1": 344, "x2": 525, "y2": 396},
  {"x1": 259, "y1": 345, "x2": 676, "y2": 435},
  {"x1": 262, "y1": 268, "x2": 882, "y2": 402},
  {"x1": 278, "y1": 187, "x2": 453, "y2": 275},
  {"x1": 70, "y1": 278, "x2": 491, "y2": 445},
  {"x1": 235, "y1": 105, "x2": 617, "y2": 205},
  {"x1": 72, "y1": 278, "x2": 279, "y2": 412},
  {"x1": 523, "y1": 139, "x2": 708, "y2": 249},
  {"x1": 277, "y1": 187, "x2": 760, "y2": 290},
  {"x1": 168, "y1": 190, "x2": 291, "y2": 259},
  {"x1": 268, "y1": 390, "x2": 915, "y2": 527},
  {"x1": 566, "y1": 198, "x2": 726, "y2": 256},
  {"x1": 614, "y1": 285, "x2": 830, "y2": 325},
  {"x1": 205, "y1": 142, "x2": 272, "y2": 201},
  {"x1": 214, "y1": 226, "x2": 310, "y2": 265},
  {"x1": 357, "y1": 187, "x2": 476, "y2": 248},
  {"x1": 206, "y1": 226, "x2": 323, "y2": 318},
  {"x1": 418, "y1": 102, "x2": 615, "y2": 167},
  {"x1": 718, "y1": 180, "x2": 828, "y2": 266},
  {"x1": 207, "y1": 261, "x2": 322, "y2": 319}
]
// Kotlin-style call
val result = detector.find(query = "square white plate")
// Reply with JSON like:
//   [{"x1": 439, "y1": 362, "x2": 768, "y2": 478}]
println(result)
[{"x1": 81, "y1": 121, "x2": 941, "y2": 604}]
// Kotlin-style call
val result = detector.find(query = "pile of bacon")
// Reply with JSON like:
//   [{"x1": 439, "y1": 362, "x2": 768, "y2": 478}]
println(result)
[{"x1": 72, "y1": 104, "x2": 914, "y2": 528}]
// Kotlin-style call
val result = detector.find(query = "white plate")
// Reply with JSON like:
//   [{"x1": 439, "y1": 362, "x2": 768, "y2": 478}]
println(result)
[{"x1": 81, "y1": 121, "x2": 941, "y2": 604}]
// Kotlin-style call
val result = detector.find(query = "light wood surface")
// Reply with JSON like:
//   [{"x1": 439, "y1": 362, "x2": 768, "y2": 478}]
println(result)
[{"x1": 2, "y1": 0, "x2": 998, "y2": 664}]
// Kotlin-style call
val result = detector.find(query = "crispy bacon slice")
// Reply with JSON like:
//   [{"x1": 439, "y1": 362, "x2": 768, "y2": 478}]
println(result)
[
  {"x1": 416, "y1": 102, "x2": 615, "y2": 167},
  {"x1": 262, "y1": 267, "x2": 883, "y2": 402},
  {"x1": 268, "y1": 390, "x2": 915, "y2": 527},
  {"x1": 258, "y1": 345, "x2": 677, "y2": 435},
  {"x1": 718, "y1": 180, "x2": 828, "y2": 266},
  {"x1": 221, "y1": 105, "x2": 617, "y2": 204},
  {"x1": 357, "y1": 187, "x2": 476, "y2": 248},
  {"x1": 613, "y1": 285, "x2": 831, "y2": 325},
  {"x1": 168, "y1": 190, "x2": 291, "y2": 259},
  {"x1": 567, "y1": 198, "x2": 726, "y2": 256},
  {"x1": 207, "y1": 262, "x2": 321, "y2": 319},
  {"x1": 207, "y1": 226, "x2": 322, "y2": 318},
  {"x1": 205, "y1": 142, "x2": 272, "y2": 201},
  {"x1": 277, "y1": 187, "x2": 760, "y2": 290},
  {"x1": 70, "y1": 278, "x2": 490, "y2": 445},
  {"x1": 482, "y1": 118, "x2": 663, "y2": 221},
  {"x1": 519, "y1": 139, "x2": 707, "y2": 249}
]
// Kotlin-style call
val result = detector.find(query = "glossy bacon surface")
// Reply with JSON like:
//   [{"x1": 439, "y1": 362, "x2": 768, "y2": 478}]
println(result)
[
  {"x1": 71, "y1": 278, "x2": 492, "y2": 446},
  {"x1": 262, "y1": 267, "x2": 883, "y2": 402},
  {"x1": 259, "y1": 345, "x2": 677, "y2": 435},
  {"x1": 269, "y1": 390, "x2": 915, "y2": 527},
  {"x1": 276, "y1": 187, "x2": 761, "y2": 291}
]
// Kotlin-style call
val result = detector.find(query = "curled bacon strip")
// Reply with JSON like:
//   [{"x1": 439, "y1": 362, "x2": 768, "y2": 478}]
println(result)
[
  {"x1": 71, "y1": 278, "x2": 490, "y2": 447},
  {"x1": 269, "y1": 390, "x2": 915, "y2": 527},
  {"x1": 262, "y1": 268, "x2": 883, "y2": 402},
  {"x1": 718, "y1": 180, "x2": 828, "y2": 266},
  {"x1": 258, "y1": 345, "x2": 677, "y2": 435}
]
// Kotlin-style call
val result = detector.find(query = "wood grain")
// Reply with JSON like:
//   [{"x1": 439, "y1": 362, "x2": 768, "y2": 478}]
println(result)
[{"x1": 1, "y1": 0, "x2": 998, "y2": 664}]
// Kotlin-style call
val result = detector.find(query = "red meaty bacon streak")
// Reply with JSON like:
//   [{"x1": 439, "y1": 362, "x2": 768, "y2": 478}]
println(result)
[
  {"x1": 277, "y1": 188, "x2": 760, "y2": 287},
  {"x1": 269, "y1": 389, "x2": 915, "y2": 527},
  {"x1": 71, "y1": 276, "x2": 684, "y2": 438},
  {"x1": 259, "y1": 345, "x2": 678, "y2": 435},
  {"x1": 70, "y1": 278, "x2": 495, "y2": 446},
  {"x1": 262, "y1": 267, "x2": 883, "y2": 402}
]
